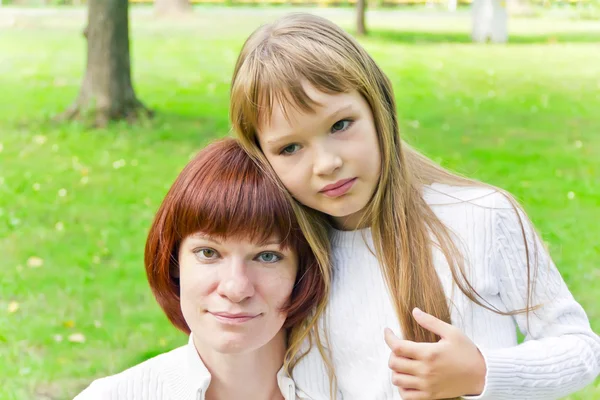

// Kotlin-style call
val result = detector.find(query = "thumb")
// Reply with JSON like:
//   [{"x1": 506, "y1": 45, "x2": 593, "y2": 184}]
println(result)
[
  {"x1": 412, "y1": 307, "x2": 453, "y2": 339},
  {"x1": 384, "y1": 327, "x2": 400, "y2": 349}
]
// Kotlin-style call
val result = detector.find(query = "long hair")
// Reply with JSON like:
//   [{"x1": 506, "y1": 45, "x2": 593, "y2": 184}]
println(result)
[
  {"x1": 229, "y1": 12, "x2": 539, "y2": 394},
  {"x1": 144, "y1": 138, "x2": 327, "y2": 369}
]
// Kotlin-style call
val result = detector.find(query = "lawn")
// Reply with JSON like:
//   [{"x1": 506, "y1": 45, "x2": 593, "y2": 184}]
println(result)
[{"x1": 0, "y1": 7, "x2": 598, "y2": 400}]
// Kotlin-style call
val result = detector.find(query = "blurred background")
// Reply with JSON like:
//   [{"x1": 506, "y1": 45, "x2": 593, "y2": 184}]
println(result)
[{"x1": 0, "y1": 0, "x2": 598, "y2": 399}]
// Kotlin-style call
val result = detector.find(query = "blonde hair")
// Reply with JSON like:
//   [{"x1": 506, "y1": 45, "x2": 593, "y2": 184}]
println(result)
[{"x1": 229, "y1": 12, "x2": 539, "y2": 397}]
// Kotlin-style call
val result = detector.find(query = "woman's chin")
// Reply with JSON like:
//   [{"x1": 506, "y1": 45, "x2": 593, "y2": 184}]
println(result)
[{"x1": 210, "y1": 333, "x2": 263, "y2": 354}]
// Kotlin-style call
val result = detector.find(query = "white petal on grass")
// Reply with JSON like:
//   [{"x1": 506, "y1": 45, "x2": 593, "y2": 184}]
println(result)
[
  {"x1": 55, "y1": 222, "x2": 64, "y2": 231},
  {"x1": 81, "y1": 176, "x2": 89, "y2": 185},
  {"x1": 94, "y1": 320, "x2": 102, "y2": 328},
  {"x1": 0, "y1": 143, "x2": 3, "y2": 153},
  {"x1": 33, "y1": 135, "x2": 47, "y2": 145},
  {"x1": 408, "y1": 120, "x2": 420, "y2": 129},
  {"x1": 58, "y1": 188, "x2": 67, "y2": 197},
  {"x1": 68, "y1": 333, "x2": 86, "y2": 343},
  {"x1": 33, "y1": 183, "x2": 41, "y2": 191},
  {"x1": 575, "y1": 140, "x2": 583, "y2": 149},
  {"x1": 112, "y1": 159, "x2": 126, "y2": 169},
  {"x1": 54, "y1": 334, "x2": 63, "y2": 342},
  {"x1": 27, "y1": 256, "x2": 44, "y2": 268},
  {"x1": 8, "y1": 301, "x2": 19, "y2": 313},
  {"x1": 567, "y1": 191, "x2": 575, "y2": 200}
]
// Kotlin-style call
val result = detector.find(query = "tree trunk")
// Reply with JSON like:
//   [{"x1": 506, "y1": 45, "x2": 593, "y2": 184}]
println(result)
[
  {"x1": 356, "y1": 0, "x2": 367, "y2": 36},
  {"x1": 471, "y1": 0, "x2": 508, "y2": 43},
  {"x1": 60, "y1": 0, "x2": 150, "y2": 127},
  {"x1": 155, "y1": 0, "x2": 192, "y2": 16}
]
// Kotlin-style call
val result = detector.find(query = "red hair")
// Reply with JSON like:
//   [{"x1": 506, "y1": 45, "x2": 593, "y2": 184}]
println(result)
[{"x1": 145, "y1": 138, "x2": 324, "y2": 334}]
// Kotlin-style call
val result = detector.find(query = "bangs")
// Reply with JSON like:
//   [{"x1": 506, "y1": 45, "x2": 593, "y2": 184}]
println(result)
[
  {"x1": 232, "y1": 27, "x2": 357, "y2": 135},
  {"x1": 170, "y1": 139, "x2": 300, "y2": 248}
]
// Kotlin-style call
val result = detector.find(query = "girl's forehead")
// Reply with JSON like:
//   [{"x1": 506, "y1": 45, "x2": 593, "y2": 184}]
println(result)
[{"x1": 260, "y1": 84, "x2": 360, "y2": 130}]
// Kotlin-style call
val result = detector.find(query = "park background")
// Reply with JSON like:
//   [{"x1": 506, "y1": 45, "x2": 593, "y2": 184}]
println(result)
[{"x1": 0, "y1": 1, "x2": 599, "y2": 399}]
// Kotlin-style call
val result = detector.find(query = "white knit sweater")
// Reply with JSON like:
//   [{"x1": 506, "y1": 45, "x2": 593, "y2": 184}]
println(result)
[
  {"x1": 73, "y1": 334, "x2": 297, "y2": 400},
  {"x1": 292, "y1": 184, "x2": 600, "y2": 400}
]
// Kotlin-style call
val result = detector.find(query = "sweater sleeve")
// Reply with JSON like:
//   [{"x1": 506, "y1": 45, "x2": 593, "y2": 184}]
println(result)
[
  {"x1": 468, "y1": 194, "x2": 600, "y2": 399},
  {"x1": 72, "y1": 380, "x2": 105, "y2": 400}
]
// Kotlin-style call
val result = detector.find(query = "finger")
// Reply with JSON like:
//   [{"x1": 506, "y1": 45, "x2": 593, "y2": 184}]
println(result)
[
  {"x1": 384, "y1": 328, "x2": 421, "y2": 359},
  {"x1": 388, "y1": 354, "x2": 422, "y2": 376},
  {"x1": 398, "y1": 388, "x2": 431, "y2": 400},
  {"x1": 412, "y1": 307, "x2": 454, "y2": 339},
  {"x1": 390, "y1": 372, "x2": 423, "y2": 390}
]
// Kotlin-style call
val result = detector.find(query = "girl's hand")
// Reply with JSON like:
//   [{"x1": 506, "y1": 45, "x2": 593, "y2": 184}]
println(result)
[{"x1": 384, "y1": 308, "x2": 487, "y2": 400}]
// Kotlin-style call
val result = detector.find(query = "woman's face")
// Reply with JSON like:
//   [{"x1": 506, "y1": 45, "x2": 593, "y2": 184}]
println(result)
[
  {"x1": 256, "y1": 82, "x2": 381, "y2": 230},
  {"x1": 178, "y1": 233, "x2": 297, "y2": 354}
]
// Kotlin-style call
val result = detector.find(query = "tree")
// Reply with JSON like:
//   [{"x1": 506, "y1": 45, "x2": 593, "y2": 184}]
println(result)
[
  {"x1": 60, "y1": 0, "x2": 150, "y2": 127},
  {"x1": 471, "y1": 0, "x2": 508, "y2": 43},
  {"x1": 155, "y1": 0, "x2": 192, "y2": 15},
  {"x1": 356, "y1": 0, "x2": 367, "y2": 36}
]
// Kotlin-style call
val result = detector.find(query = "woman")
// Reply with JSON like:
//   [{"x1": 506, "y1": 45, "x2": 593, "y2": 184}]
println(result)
[{"x1": 74, "y1": 138, "x2": 326, "y2": 400}]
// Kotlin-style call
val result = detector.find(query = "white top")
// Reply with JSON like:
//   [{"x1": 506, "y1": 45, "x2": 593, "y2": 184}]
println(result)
[
  {"x1": 292, "y1": 184, "x2": 600, "y2": 400},
  {"x1": 74, "y1": 334, "x2": 297, "y2": 400}
]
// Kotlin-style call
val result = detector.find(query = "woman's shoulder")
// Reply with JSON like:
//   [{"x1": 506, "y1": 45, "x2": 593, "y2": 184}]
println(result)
[{"x1": 73, "y1": 345, "x2": 189, "y2": 400}]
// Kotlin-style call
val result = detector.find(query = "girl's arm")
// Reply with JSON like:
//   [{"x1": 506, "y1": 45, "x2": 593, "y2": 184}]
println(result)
[{"x1": 470, "y1": 194, "x2": 600, "y2": 399}]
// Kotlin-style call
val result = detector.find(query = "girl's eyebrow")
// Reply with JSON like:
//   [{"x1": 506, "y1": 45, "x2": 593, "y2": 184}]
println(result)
[
  {"x1": 326, "y1": 104, "x2": 354, "y2": 121},
  {"x1": 265, "y1": 104, "x2": 356, "y2": 148}
]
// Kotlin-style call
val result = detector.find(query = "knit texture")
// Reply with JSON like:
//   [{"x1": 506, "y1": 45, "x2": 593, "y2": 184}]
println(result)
[
  {"x1": 73, "y1": 334, "x2": 297, "y2": 400},
  {"x1": 291, "y1": 184, "x2": 600, "y2": 400}
]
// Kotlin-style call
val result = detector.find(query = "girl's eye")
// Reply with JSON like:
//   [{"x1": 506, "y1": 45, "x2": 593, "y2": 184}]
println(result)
[
  {"x1": 280, "y1": 143, "x2": 301, "y2": 156},
  {"x1": 256, "y1": 252, "x2": 282, "y2": 264},
  {"x1": 331, "y1": 119, "x2": 352, "y2": 133},
  {"x1": 194, "y1": 248, "x2": 219, "y2": 260}
]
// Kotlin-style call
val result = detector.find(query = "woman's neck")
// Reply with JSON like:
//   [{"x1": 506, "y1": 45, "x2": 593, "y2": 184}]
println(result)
[{"x1": 195, "y1": 330, "x2": 287, "y2": 400}]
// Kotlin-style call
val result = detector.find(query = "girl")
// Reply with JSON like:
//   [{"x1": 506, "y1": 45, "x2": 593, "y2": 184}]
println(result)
[
  {"x1": 229, "y1": 12, "x2": 600, "y2": 400},
  {"x1": 74, "y1": 139, "x2": 327, "y2": 400}
]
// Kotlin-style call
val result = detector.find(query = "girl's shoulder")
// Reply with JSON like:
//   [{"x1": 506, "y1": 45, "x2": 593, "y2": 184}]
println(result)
[
  {"x1": 422, "y1": 182, "x2": 502, "y2": 208},
  {"x1": 73, "y1": 345, "x2": 189, "y2": 400},
  {"x1": 422, "y1": 183, "x2": 522, "y2": 240}
]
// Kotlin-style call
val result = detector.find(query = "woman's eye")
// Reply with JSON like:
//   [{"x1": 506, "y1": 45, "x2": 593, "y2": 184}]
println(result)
[
  {"x1": 194, "y1": 248, "x2": 219, "y2": 260},
  {"x1": 331, "y1": 119, "x2": 352, "y2": 133},
  {"x1": 256, "y1": 252, "x2": 281, "y2": 263},
  {"x1": 280, "y1": 144, "x2": 301, "y2": 156}
]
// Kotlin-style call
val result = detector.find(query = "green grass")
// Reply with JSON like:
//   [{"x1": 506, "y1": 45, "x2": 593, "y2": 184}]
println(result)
[{"x1": 0, "y1": 7, "x2": 599, "y2": 400}]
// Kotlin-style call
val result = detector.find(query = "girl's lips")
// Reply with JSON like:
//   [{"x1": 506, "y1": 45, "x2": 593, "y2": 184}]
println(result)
[{"x1": 320, "y1": 178, "x2": 357, "y2": 198}]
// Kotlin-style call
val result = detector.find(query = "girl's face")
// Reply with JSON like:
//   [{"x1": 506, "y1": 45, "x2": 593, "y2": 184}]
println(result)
[
  {"x1": 257, "y1": 83, "x2": 381, "y2": 230},
  {"x1": 178, "y1": 233, "x2": 297, "y2": 354}
]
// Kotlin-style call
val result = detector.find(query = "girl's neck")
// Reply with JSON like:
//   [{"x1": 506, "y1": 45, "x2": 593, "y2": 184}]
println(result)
[
  {"x1": 194, "y1": 330, "x2": 287, "y2": 400},
  {"x1": 331, "y1": 209, "x2": 370, "y2": 231}
]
